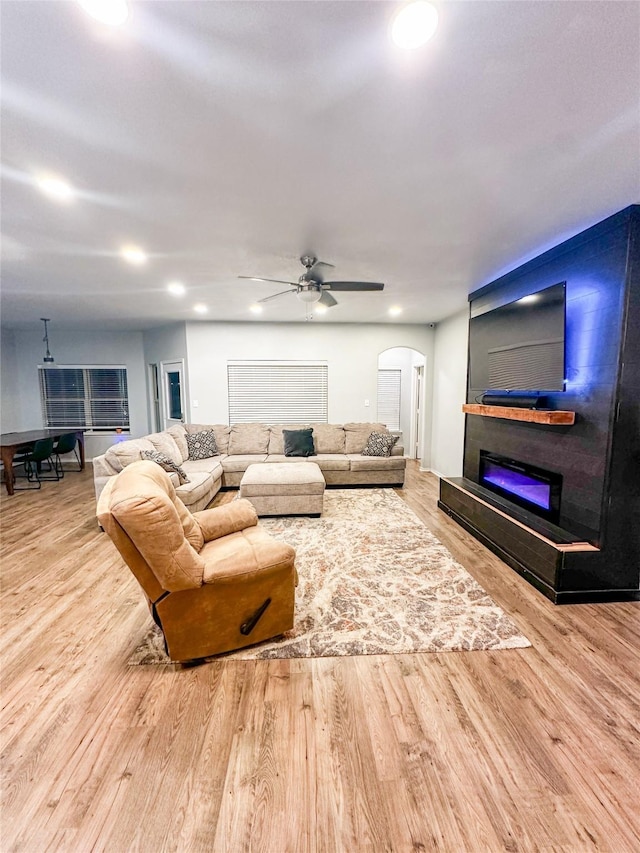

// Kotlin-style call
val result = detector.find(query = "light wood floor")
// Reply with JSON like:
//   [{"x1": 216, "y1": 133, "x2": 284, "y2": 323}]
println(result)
[{"x1": 1, "y1": 462, "x2": 639, "y2": 852}]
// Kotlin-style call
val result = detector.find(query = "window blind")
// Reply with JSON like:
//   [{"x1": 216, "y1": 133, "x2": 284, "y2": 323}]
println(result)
[
  {"x1": 377, "y1": 369, "x2": 401, "y2": 431},
  {"x1": 39, "y1": 367, "x2": 129, "y2": 431},
  {"x1": 228, "y1": 361, "x2": 328, "y2": 424}
]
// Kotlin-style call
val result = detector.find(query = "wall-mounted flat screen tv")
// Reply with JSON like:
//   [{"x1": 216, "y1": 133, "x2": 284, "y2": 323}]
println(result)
[{"x1": 469, "y1": 282, "x2": 566, "y2": 393}]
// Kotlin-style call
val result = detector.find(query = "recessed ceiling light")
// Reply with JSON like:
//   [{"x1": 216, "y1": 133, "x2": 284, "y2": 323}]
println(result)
[
  {"x1": 36, "y1": 175, "x2": 74, "y2": 202},
  {"x1": 314, "y1": 304, "x2": 328, "y2": 315},
  {"x1": 120, "y1": 245, "x2": 147, "y2": 265},
  {"x1": 249, "y1": 304, "x2": 263, "y2": 314},
  {"x1": 78, "y1": 0, "x2": 129, "y2": 26},
  {"x1": 167, "y1": 281, "x2": 186, "y2": 297},
  {"x1": 193, "y1": 303, "x2": 208, "y2": 314},
  {"x1": 391, "y1": 1, "x2": 439, "y2": 50},
  {"x1": 389, "y1": 306, "x2": 403, "y2": 317}
]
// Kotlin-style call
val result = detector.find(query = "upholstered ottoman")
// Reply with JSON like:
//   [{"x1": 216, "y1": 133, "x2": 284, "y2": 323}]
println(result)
[{"x1": 239, "y1": 462, "x2": 325, "y2": 516}]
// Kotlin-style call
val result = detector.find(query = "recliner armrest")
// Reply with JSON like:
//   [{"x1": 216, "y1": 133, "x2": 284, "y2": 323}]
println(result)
[{"x1": 193, "y1": 498, "x2": 258, "y2": 543}]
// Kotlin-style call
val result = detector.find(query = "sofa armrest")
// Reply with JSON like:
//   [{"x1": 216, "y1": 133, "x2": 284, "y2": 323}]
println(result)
[{"x1": 193, "y1": 498, "x2": 258, "y2": 542}]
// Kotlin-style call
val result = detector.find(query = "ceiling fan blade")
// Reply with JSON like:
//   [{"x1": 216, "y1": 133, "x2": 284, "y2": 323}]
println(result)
[
  {"x1": 304, "y1": 260, "x2": 335, "y2": 282},
  {"x1": 322, "y1": 281, "x2": 385, "y2": 291},
  {"x1": 319, "y1": 290, "x2": 338, "y2": 307},
  {"x1": 258, "y1": 289, "x2": 296, "y2": 303},
  {"x1": 238, "y1": 276, "x2": 297, "y2": 286}
]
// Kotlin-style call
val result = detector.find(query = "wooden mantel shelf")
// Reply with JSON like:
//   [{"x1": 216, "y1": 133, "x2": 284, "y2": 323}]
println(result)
[{"x1": 462, "y1": 404, "x2": 576, "y2": 425}]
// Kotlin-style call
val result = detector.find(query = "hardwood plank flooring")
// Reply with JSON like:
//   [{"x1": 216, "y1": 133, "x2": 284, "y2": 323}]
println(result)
[{"x1": 1, "y1": 462, "x2": 638, "y2": 852}]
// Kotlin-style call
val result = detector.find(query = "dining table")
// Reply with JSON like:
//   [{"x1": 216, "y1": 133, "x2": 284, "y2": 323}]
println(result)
[{"x1": 0, "y1": 429, "x2": 85, "y2": 495}]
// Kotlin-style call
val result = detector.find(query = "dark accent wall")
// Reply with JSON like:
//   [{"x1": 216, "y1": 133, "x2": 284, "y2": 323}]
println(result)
[{"x1": 458, "y1": 205, "x2": 639, "y2": 598}]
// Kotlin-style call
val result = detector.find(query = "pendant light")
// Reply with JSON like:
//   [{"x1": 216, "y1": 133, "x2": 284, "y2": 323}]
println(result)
[{"x1": 41, "y1": 318, "x2": 54, "y2": 363}]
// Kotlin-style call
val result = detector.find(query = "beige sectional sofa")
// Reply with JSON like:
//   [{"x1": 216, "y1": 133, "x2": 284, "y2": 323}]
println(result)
[{"x1": 93, "y1": 422, "x2": 406, "y2": 511}]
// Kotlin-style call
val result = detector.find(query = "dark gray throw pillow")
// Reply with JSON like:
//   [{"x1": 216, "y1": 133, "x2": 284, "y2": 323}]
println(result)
[
  {"x1": 141, "y1": 450, "x2": 190, "y2": 484},
  {"x1": 361, "y1": 432, "x2": 398, "y2": 457},
  {"x1": 283, "y1": 428, "x2": 315, "y2": 457},
  {"x1": 186, "y1": 429, "x2": 219, "y2": 460}
]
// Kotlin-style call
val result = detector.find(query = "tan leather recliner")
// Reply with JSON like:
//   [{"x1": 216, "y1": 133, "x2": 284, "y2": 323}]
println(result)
[{"x1": 97, "y1": 460, "x2": 297, "y2": 661}]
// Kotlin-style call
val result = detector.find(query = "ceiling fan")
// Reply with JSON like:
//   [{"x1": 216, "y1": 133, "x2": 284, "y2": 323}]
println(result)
[{"x1": 239, "y1": 255, "x2": 384, "y2": 308}]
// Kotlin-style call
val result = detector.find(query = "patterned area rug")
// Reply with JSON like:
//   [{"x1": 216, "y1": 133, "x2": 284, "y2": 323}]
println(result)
[{"x1": 128, "y1": 489, "x2": 530, "y2": 663}]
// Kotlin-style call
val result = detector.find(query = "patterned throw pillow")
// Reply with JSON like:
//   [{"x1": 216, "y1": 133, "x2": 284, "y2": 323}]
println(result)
[
  {"x1": 186, "y1": 430, "x2": 219, "y2": 460},
  {"x1": 361, "y1": 432, "x2": 398, "y2": 457},
  {"x1": 141, "y1": 450, "x2": 190, "y2": 484}
]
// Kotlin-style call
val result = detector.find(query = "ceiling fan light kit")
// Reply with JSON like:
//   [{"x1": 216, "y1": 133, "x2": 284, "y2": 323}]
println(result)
[
  {"x1": 297, "y1": 285, "x2": 322, "y2": 304},
  {"x1": 239, "y1": 255, "x2": 385, "y2": 311}
]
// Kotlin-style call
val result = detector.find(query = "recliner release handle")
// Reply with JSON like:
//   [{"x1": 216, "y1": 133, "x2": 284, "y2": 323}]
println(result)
[{"x1": 240, "y1": 598, "x2": 272, "y2": 636}]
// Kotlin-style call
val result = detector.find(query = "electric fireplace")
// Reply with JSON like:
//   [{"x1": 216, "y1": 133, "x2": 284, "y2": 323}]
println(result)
[{"x1": 479, "y1": 451, "x2": 562, "y2": 524}]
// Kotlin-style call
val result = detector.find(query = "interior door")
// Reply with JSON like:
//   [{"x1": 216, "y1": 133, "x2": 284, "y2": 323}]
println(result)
[
  {"x1": 161, "y1": 360, "x2": 185, "y2": 429},
  {"x1": 412, "y1": 364, "x2": 424, "y2": 459}
]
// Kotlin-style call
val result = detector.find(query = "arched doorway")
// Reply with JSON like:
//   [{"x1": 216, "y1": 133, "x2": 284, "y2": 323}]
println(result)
[{"x1": 377, "y1": 347, "x2": 426, "y2": 460}]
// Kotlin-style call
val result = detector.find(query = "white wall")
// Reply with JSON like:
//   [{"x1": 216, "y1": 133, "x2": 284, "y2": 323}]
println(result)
[
  {"x1": 185, "y1": 322, "x2": 435, "y2": 466},
  {"x1": 430, "y1": 309, "x2": 469, "y2": 477},
  {"x1": 1, "y1": 329, "x2": 21, "y2": 433},
  {"x1": 0, "y1": 327, "x2": 149, "y2": 456}
]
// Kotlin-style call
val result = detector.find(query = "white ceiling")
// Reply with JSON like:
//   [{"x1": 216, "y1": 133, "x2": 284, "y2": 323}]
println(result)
[{"x1": 1, "y1": 1, "x2": 638, "y2": 331}]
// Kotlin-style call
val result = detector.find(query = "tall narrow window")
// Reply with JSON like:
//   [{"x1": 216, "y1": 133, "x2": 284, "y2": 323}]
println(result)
[
  {"x1": 39, "y1": 366, "x2": 129, "y2": 431},
  {"x1": 377, "y1": 368, "x2": 401, "y2": 431},
  {"x1": 227, "y1": 361, "x2": 328, "y2": 424}
]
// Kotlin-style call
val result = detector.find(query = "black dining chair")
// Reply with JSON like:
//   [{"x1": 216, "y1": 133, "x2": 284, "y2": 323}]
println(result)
[
  {"x1": 12, "y1": 438, "x2": 60, "y2": 489},
  {"x1": 53, "y1": 433, "x2": 81, "y2": 476}
]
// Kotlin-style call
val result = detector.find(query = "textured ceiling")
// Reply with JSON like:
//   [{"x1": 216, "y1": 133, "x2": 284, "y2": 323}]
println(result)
[{"x1": 1, "y1": 0, "x2": 638, "y2": 330}]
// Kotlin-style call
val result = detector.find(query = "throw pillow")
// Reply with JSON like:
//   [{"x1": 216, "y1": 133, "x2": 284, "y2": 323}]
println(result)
[
  {"x1": 361, "y1": 432, "x2": 398, "y2": 457},
  {"x1": 141, "y1": 450, "x2": 190, "y2": 484},
  {"x1": 186, "y1": 429, "x2": 219, "y2": 460},
  {"x1": 283, "y1": 428, "x2": 315, "y2": 457}
]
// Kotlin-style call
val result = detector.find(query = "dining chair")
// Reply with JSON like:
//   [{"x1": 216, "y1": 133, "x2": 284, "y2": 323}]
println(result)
[
  {"x1": 53, "y1": 432, "x2": 82, "y2": 476},
  {"x1": 12, "y1": 438, "x2": 60, "y2": 489}
]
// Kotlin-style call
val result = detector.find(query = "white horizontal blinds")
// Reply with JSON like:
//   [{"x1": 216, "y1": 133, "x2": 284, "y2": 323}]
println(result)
[
  {"x1": 228, "y1": 362, "x2": 328, "y2": 424},
  {"x1": 377, "y1": 369, "x2": 401, "y2": 430},
  {"x1": 39, "y1": 367, "x2": 130, "y2": 430},
  {"x1": 39, "y1": 368, "x2": 85, "y2": 427},
  {"x1": 88, "y1": 368, "x2": 129, "y2": 428}
]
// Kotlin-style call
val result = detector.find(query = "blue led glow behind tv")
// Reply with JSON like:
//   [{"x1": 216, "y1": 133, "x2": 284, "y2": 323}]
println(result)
[{"x1": 469, "y1": 282, "x2": 566, "y2": 393}]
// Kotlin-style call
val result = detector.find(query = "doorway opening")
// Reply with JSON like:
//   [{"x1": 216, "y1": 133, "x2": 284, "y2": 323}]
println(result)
[
  {"x1": 160, "y1": 360, "x2": 186, "y2": 430},
  {"x1": 377, "y1": 347, "x2": 426, "y2": 460}
]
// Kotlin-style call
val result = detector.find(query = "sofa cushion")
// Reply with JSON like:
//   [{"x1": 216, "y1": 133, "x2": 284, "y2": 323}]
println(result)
[
  {"x1": 344, "y1": 422, "x2": 387, "y2": 454},
  {"x1": 104, "y1": 437, "x2": 155, "y2": 473},
  {"x1": 312, "y1": 454, "x2": 351, "y2": 472},
  {"x1": 362, "y1": 432, "x2": 399, "y2": 457},
  {"x1": 283, "y1": 428, "x2": 315, "y2": 457},
  {"x1": 181, "y1": 458, "x2": 224, "y2": 479},
  {"x1": 175, "y1": 471, "x2": 215, "y2": 508},
  {"x1": 309, "y1": 423, "x2": 345, "y2": 454},
  {"x1": 186, "y1": 429, "x2": 219, "y2": 460},
  {"x1": 185, "y1": 424, "x2": 231, "y2": 455},
  {"x1": 166, "y1": 425, "x2": 189, "y2": 462},
  {"x1": 265, "y1": 455, "x2": 311, "y2": 464},
  {"x1": 266, "y1": 454, "x2": 350, "y2": 471},
  {"x1": 228, "y1": 423, "x2": 270, "y2": 455},
  {"x1": 222, "y1": 454, "x2": 268, "y2": 473},
  {"x1": 268, "y1": 424, "x2": 310, "y2": 455},
  {"x1": 147, "y1": 431, "x2": 182, "y2": 461},
  {"x1": 348, "y1": 453, "x2": 406, "y2": 471},
  {"x1": 142, "y1": 449, "x2": 190, "y2": 484}
]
